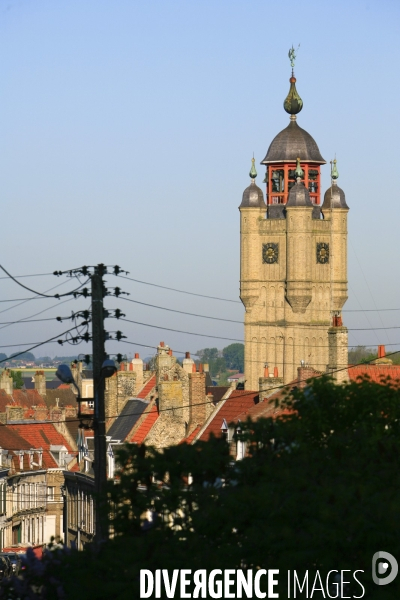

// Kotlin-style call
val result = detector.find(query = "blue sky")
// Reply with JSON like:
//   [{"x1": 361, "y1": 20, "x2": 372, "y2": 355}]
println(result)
[{"x1": 0, "y1": 0, "x2": 399, "y2": 360}]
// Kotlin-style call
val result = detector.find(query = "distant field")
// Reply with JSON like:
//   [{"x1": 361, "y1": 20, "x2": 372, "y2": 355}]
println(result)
[{"x1": 11, "y1": 369, "x2": 57, "y2": 381}]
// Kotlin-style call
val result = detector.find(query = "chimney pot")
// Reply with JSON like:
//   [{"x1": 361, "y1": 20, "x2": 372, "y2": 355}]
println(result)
[
  {"x1": 378, "y1": 345, "x2": 385, "y2": 358},
  {"x1": 134, "y1": 353, "x2": 139, "y2": 359},
  {"x1": 168, "y1": 349, "x2": 172, "y2": 356},
  {"x1": 199, "y1": 363, "x2": 203, "y2": 373},
  {"x1": 273, "y1": 366, "x2": 278, "y2": 377},
  {"x1": 185, "y1": 352, "x2": 190, "y2": 359},
  {"x1": 160, "y1": 341, "x2": 165, "y2": 347},
  {"x1": 264, "y1": 363, "x2": 269, "y2": 377},
  {"x1": 192, "y1": 364, "x2": 197, "y2": 373}
]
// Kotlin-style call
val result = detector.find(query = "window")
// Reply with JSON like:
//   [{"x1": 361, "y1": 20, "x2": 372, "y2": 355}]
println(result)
[{"x1": 47, "y1": 486, "x2": 55, "y2": 502}]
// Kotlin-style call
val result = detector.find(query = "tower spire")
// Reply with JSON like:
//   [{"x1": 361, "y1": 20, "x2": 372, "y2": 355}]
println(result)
[
  {"x1": 284, "y1": 45, "x2": 303, "y2": 117},
  {"x1": 331, "y1": 158, "x2": 339, "y2": 181},
  {"x1": 249, "y1": 157, "x2": 257, "y2": 180}
]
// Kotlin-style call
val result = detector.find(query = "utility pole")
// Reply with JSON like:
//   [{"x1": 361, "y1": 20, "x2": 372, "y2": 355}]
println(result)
[{"x1": 92, "y1": 264, "x2": 108, "y2": 543}]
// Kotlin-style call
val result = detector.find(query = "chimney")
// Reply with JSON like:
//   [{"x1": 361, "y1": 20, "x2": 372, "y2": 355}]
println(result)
[
  {"x1": 131, "y1": 353, "x2": 144, "y2": 391},
  {"x1": 34, "y1": 371, "x2": 46, "y2": 397},
  {"x1": 189, "y1": 369, "x2": 209, "y2": 428},
  {"x1": 378, "y1": 345, "x2": 385, "y2": 358},
  {"x1": 6, "y1": 405, "x2": 24, "y2": 422},
  {"x1": 0, "y1": 370, "x2": 13, "y2": 395},
  {"x1": 182, "y1": 351, "x2": 195, "y2": 374},
  {"x1": 34, "y1": 405, "x2": 48, "y2": 421}
]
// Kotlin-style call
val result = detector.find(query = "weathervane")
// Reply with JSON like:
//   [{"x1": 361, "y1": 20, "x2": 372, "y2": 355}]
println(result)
[{"x1": 288, "y1": 44, "x2": 300, "y2": 70}]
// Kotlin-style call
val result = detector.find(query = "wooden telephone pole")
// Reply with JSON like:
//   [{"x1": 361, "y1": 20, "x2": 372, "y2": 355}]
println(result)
[{"x1": 91, "y1": 265, "x2": 108, "y2": 543}]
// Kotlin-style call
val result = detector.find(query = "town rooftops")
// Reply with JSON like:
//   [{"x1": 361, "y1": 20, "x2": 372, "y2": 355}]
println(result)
[{"x1": 108, "y1": 398, "x2": 149, "y2": 442}]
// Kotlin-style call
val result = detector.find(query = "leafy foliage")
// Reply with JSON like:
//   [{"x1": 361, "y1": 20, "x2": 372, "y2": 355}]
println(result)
[
  {"x1": 10, "y1": 370, "x2": 24, "y2": 389},
  {"x1": 3, "y1": 377, "x2": 400, "y2": 598},
  {"x1": 222, "y1": 342, "x2": 244, "y2": 371},
  {"x1": 8, "y1": 351, "x2": 35, "y2": 361},
  {"x1": 348, "y1": 345, "x2": 377, "y2": 364}
]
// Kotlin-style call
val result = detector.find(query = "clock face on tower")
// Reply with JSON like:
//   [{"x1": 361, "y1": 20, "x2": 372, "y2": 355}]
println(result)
[
  {"x1": 316, "y1": 242, "x2": 329, "y2": 264},
  {"x1": 262, "y1": 243, "x2": 279, "y2": 264}
]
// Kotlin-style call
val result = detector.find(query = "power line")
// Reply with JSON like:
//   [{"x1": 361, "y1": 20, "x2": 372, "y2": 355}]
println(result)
[
  {"x1": 119, "y1": 296, "x2": 400, "y2": 326},
  {"x1": 118, "y1": 274, "x2": 400, "y2": 313},
  {"x1": 0, "y1": 297, "x2": 75, "y2": 333},
  {"x1": 120, "y1": 318, "x2": 400, "y2": 349},
  {"x1": 0, "y1": 273, "x2": 53, "y2": 281},
  {"x1": 0, "y1": 265, "x2": 89, "y2": 300},
  {"x1": 0, "y1": 279, "x2": 75, "y2": 318},
  {"x1": 0, "y1": 325, "x2": 88, "y2": 365},
  {"x1": 120, "y1": 297, "x2": 242, "y2": 323},
  {"x1": 118, "y1": 275, "x2": 241, "y2": 304}
]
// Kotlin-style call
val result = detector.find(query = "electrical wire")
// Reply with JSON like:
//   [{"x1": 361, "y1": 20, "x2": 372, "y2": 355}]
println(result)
[
  {"x1": 120, "y1": 318, "x2": 400, "y2": 350},
  {"x1": 0, "y1": 325, "x2": 89, "y2": 365},
  {"x1": 117, "y1": 274, "x2": 400, "y2": 313},
  {"x1": 0, "y1": 273, "x2": 53, "y2": 280},
  {"x1": 117, "y1": 274, "x2": 241, "y2": 303},
  {"x1": 0, "y1": 265, "x2": 89, "y2": 300}
]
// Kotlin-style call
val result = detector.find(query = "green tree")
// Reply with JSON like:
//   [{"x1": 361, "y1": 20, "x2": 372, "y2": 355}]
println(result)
[
  {"x1": 196, "y1": 347, "x2": 220, "y2": 362},
  {"x1": 223, "y1": 342, "x2": 244, "y2": 371},
  {"x1": 348, "y1": 345, "x2": 377, "y2": 364},
  {"x1": 10, "y1": 370, "x2": 24, "y2": 389},
  {"x1": 4, "y1": 377, "x2": 400, "y2": 598},
  {"x1": 8, "y1": 351, "x2": 35, "y2": 361}
]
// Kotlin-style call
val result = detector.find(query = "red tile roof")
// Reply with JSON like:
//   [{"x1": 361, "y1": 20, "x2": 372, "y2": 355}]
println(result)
[
  {"x1": 137, "y1": 375, "x2": 156, "y2": 399},
  {"x1": 130, "y1": 401, "x2": 158, "y2": 444},
  {"x1": 7, "y1": 422, "x2": 75, "y2": 469},
  {"x1": 11, "y1": 390, "x2": 46, "y2": 408},
  {"x1": 0, "y1": 390, "x2": 13, "y2": 412},
  {"x1": 197, "y1": 390, "x2": 259, "y2": 442},
  {"x1": 348, "y1": 364, "x2": 400, "y2": 386},
  {"x1": 180, "y1": 425, "x2": 201, "y2": 445}
]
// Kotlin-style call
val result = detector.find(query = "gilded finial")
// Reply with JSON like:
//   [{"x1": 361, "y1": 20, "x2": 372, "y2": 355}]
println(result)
[
  {"x1": 249, "y1": 157, "x2": 257, "y2": 179},
  {"x1": 331, "y1": 158, "x2": 339, "y2": 180},
  {"x1": 284, "y1": 46, "x2": 303, "y2": 116},
  {"x1": 295, "y1": 157, "x2": 304, "y2": 179}
]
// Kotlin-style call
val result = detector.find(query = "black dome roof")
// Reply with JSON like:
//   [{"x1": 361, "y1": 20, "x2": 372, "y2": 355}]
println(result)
[
  {"x1": 240, "y1": 180, "x2": 266, "y2": 208},
  {"x1": 322, "y1": 182, "x2": 349, "y2": 210},
  {"x1": 261, "y1": 119, "x2": 326, "y2": 165}
]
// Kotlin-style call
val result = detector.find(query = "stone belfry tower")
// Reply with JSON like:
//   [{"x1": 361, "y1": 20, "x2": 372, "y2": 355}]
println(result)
[{"x1": 239, "y1": 53, "x2": 349, "y2": 389}]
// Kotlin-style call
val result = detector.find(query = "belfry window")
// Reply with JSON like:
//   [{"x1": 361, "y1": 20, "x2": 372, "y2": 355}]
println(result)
[{"x1": 271, "y1": 170, "x2": 284, "y2": 192}]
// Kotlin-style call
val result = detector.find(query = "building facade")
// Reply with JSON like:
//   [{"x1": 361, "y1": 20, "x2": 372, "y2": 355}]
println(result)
[{"x1": 240, "y1": 64, "x2": 349, "y2": 389}]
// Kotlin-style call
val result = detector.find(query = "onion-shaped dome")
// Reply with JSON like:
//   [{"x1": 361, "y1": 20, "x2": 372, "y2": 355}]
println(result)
[
  {"x1": 322, "y1": 160, "x2": 349, "y2": 209},
  {"x1": 322, "y1": 181, "x2": 349, "y2": 210},
  {"x1": 284, "y1": 75, "x2": 303, "y2": 115},
  {"x1": 240, "y1": 179, "x2": 265, "y2": 208},
  {"x1": 286, "y1": 179, "x2": 313, "y2": 207},
  {"x1": 240, "y1": 158, "x2": 266, "y2": 208},
  {"x1": 261, "y1": 119, "x2": 325, "y2": 165}
]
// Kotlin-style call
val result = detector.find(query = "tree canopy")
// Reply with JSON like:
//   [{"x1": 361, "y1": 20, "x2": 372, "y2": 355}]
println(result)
[
  {"x1": 3, "y1": 377, "x2": 400, "y2": 598},
  {"x1": 8, "y1": 351, "x2": 35, "y2": 361},
  {"x1": 222, "y1": 342, "x2": 244, "y2": 371},
  {"x1": 10, "y1": 370, "x2": 24, "y2": 389}
]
